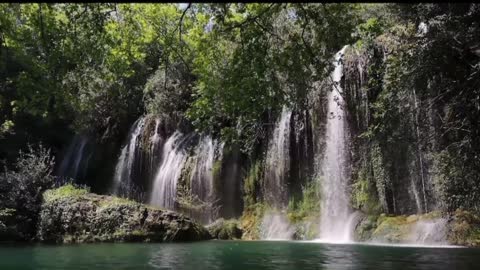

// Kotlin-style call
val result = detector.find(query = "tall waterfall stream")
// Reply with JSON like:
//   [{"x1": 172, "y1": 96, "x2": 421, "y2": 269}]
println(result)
[{"x1": 317, "y1": 46, "x2": 354, "y2": 243}]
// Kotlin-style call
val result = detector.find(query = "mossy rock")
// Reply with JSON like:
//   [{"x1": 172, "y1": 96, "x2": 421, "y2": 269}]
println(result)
[
  {"x1": 447, "y1": 209, "x2": 480, "y2": 247},
  {"x1": 291, "y1": 218, "x2": 319, "y2": 240},
  {"x1": 371, "y1": 215, "x2": 411, "y2": 243},
  {"x1": 43, "y1": 184, "x2": 89, "y2": 202},
  {"x1": 354, "y1": 214, "x2": 379, "y2": 241},
  {"x1": 207, "y1": 218, "x2": 243, "y2": 240},
  {"x1": 356, "y1": 211, "x2": 449, "y2": 244},
  {"x1": 240, "y1": 203, "x2": 265, "y2": 240},
  {"x1": 37, "y1": 185, "x2": 211, "y2": 244}
]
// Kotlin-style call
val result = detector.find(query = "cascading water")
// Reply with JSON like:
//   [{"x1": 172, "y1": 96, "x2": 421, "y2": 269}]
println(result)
[
  {"x1": 149, "y1": 118, "x2": 163, "y2": 179},
  {"x1": 261, "y1": 106, "x2": 294, "y2": 240},
  {"x1": 112, "y1": 117, "x2": 146, "y2": 194},
  {"x1": 317, "y1": 46, "x2": 353, "y2": 243},
  {"x1": 189, "y1": 136, "x2": 219, "y2": 223},
  {"x1": 149, "y1": 131, "x2": 191, "y2": 209},
  {"x1": 110, "y1": 115, "x2": 232, "y2": 222},
  {"x1": 264, "y1": 106, "x2": 292, "y2": 207},
  {"x1": 57, "y1": 135, "x2": 90, "y2": 183},
  {"x1": 191, "y1": 136, "x2": 215, "y2": 203}
]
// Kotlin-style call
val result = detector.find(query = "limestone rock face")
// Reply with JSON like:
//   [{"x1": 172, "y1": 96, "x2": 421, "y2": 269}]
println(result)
[{"x1": 37, "y1": 189, "x2": 211, "y2": 244}]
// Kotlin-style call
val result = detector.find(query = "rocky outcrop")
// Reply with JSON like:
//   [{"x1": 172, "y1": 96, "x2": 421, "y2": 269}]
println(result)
[{"x1": 37, "y1": 185, "x2": 211, "y2": 243}]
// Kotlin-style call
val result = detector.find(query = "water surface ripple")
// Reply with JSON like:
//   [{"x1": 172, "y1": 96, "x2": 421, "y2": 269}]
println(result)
[{"x1": 0, "y1": 241, "x2": 478, "y2": 270}]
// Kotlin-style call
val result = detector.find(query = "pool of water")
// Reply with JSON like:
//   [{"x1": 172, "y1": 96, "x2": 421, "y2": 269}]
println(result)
[{"x1": 1, "y1": 240, "x2": 479, "y2": 270}]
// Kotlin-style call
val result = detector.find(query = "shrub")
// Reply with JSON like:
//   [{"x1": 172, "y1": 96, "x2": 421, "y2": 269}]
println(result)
[{"x1": 0, "y1": 143, "x2": 55, "y2": 240}]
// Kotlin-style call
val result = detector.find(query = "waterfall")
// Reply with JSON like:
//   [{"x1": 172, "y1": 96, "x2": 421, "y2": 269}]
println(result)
[
  {"x1": 191, "y1": 136, "x2": 215, "y2": 203},
  {"x1": 111, "y1": 115, "x2": 231, "y2": 221},
  {"x1": 149, "y1": 118, "x2": 162, "y2": 180},
  {"x1": 260, "y1": 106, "x2": 294, "y2": 239},
  {"x1": 343, "y1": 212, "x2": 361, "y2": 242},
  {"x1": 412, "y1": 87, "x2": 428, "y2": 213},
  {"x1": 264, "y1": 106, "x2": 292, "y2": 207},
  {"x1": 218, "y1": 143, "x2": 243, "y2": 220},
  {"x1": 112, "y1": 117, "x2": 146, "y2": 194},
  {"x1": 150, "y1": 131, "x2": 191, "y2": 209},
  {"x1": 57, "y1": 135, "x2": 90, "y2": 183},
  {"x1": 318, "y1": 46, "x2": 353, "y2": 243},
  {"x1": 190, "y1": 136, "x2": 218, "y2": 223}
]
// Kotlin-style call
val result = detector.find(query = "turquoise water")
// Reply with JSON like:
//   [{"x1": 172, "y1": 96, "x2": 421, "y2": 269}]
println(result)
[{"x1": 0, "y1": 241, "x2": 479, "y2": 270}]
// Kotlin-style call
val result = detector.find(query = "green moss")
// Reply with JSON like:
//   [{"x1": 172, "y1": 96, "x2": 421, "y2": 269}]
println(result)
[
  {"x1": 291, "y1": 218, "x2": 319, "y2": 240},
  {"x1": 370, "y1": 142, "x2": 389, "y2": 212},
  {"x1": 0, "y1": 208, "x2": 15, "y2": 217},
  {"x1": 355, "y1": 214, "x2": 379, "y2": 241},
  {"x1": 243, "y1": 159, "x2": 263, "y2": 207},
  {"x1": 212, "y1": 159, "x2": 222, "y2": 181},
  {"x1": 371, "y1": 214, "x2": 411, "y2": 243},
  {"x1": 287, "y1": 180, "x2": 321, "y2": 223},
  {"x1": 208, "y1": 219, "x2": 242, "y2": 240},
  {"x1": 43, "y1": 184, "x2": 89, "y2": 202},
  {"x1": 240, "y1": 203, "x2": 265, "y2": 240},
  {"x1": 420, "y1": 210, "x2": 442, "y2": 220},
  {"x1": 352, "y1": 167, "x2": 382, "y2": 214},
  {"x1": 178, "y1": 156, "x2": 195, "y2": 187},
  {"x1": 98, "y1": 196, "x2": 138, "y2": 209},
  {"x1": 113, "y1": 228, "x2": 149, "y2": 239},
  {"x1": 448, "y1": 209, "x2": 480, "y2": 247}
]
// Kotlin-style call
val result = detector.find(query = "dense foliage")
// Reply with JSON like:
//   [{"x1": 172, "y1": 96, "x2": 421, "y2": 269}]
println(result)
[
  {"x1": 1, "y1": 3, "x2": 480, "y2": 228},
  {"x1": 344, "y1": 3, "x2": 480, "y2": 214},
  {"x1": 0, "y1": 3, "x2": 360, "y2": 159},
  {"x1": 0, "y1": 144, "x2": 55, "y2": 240}
]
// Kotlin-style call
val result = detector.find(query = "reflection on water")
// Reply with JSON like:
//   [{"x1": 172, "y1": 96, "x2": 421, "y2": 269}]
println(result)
[{"x1": 1, "y1": 241, "x2": 479, "y2": 270}]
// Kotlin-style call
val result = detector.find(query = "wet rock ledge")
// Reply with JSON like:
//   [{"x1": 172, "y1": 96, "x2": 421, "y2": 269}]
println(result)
[{"x1": 37, "y1": 185, "x2": 212, "y2": 244}]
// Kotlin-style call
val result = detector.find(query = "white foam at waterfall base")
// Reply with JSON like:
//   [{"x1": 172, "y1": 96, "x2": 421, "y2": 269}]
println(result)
[
  {"x1": 260, "y1": 211, "x2": 295, "y2": 240},
  {"x1": 150, "y1": 131, "x2": 190, "y2": 209},
  {"x1": 317, "y1": 45, "x2": 354, "y2": 243},
  {"x1": 408, "y1": 218, "x2": 448, "y2": 245}
]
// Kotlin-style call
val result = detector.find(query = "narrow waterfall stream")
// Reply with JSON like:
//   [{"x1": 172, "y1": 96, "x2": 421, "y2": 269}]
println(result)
[
  {"x1": 190, "y1": 136, "x2": 215, "y2": 204},
  {"x1": 261, "y1": 106, "x2": 295, "y2": 240},
  {"x1": 264, "y1": 106, "x2": 292, "y2": 208},
  {"x1": 57, "y1": 135, "x2": 90, "y2": 183},
  {"x1": 189, "y1": 136, "x2": 218, "y2": 223},
  {"x1": 112, "y1": 117, "x2": 146, "y2": 194},
  {"x1": 317, "y1": 46, "x2": 353, "y2": 243}
]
